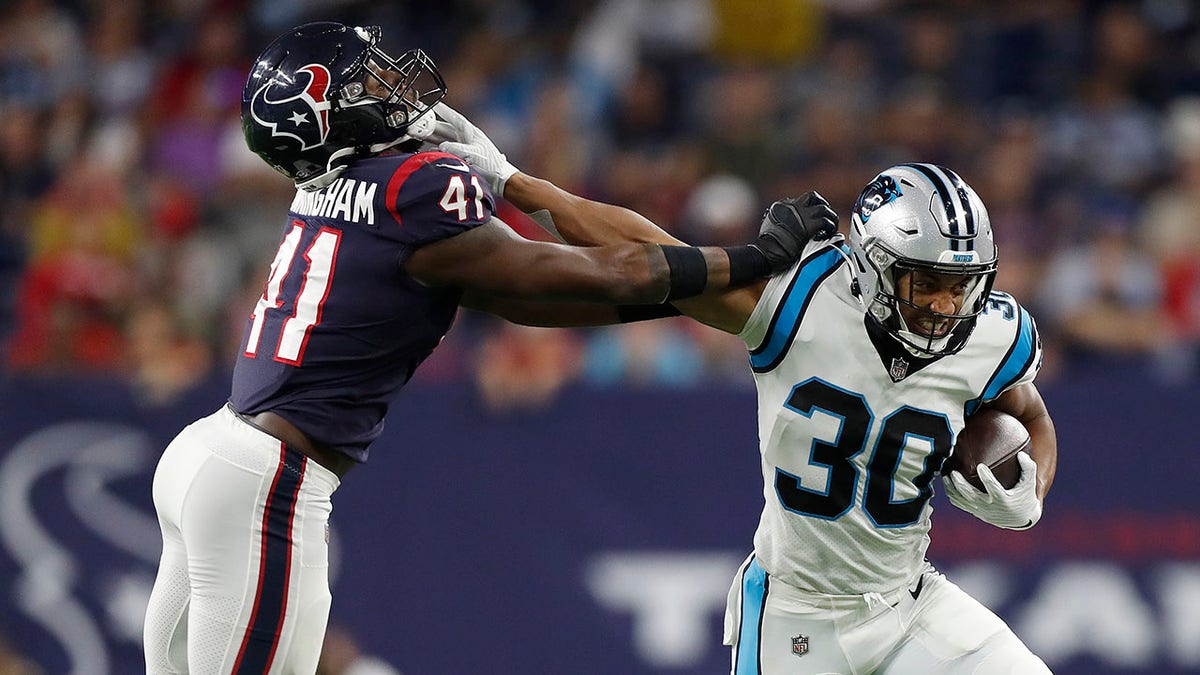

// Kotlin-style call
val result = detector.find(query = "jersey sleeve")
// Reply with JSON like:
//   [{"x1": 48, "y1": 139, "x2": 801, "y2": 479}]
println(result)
[
  {"x1": 739, "y1": 241, "x2": 852, "y2": 373},
  {"x1": 383, "y1": 151, "x2": 497, "y2": 247},
  {"x1": 973, "y1": 293, "x2": 1044, "y2": 408},
  {"x1": 738, "y1": 260, "x2": 796, "y2": 351}
]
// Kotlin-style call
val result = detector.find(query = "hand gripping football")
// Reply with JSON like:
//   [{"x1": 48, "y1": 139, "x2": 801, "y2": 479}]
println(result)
[{"x1": 944, "y1": 409, "x2": 1030, "y2": 490}]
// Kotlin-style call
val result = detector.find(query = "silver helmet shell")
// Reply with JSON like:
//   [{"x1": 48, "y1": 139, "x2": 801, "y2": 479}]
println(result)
[{"x1": 848, "y1": 163, "x2": 998, "y2": 356}]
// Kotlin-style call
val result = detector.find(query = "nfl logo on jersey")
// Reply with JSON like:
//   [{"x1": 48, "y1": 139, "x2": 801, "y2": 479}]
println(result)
[
  {"x1": 890, "y1": 356, "x2": 909, "y2": 381},
  {"x1": 792, "y1": 634, "x2": 809, "y2": 657}
]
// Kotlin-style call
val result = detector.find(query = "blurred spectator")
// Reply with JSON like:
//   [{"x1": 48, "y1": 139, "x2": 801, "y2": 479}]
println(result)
[
  {"x1": 124, "y1": 300, "x2": 213, "y2": 406},
  {"x1": 0, "y1": 631, "x2": 41, "y2": 674},
  {"x1": 7, "y1": 162, "x2": 143, "y2": 373},
  {"x1": 1043, "y1": 5, "x2": 1165, "y2": 201},
  {"x1": 1036, "y1": 203, "x2": 1168, "y2": 361},
  {"x1": 0, "y1": 0, "x2": 83, "y2": 108},
  {"x1": 475, "y1": 322, "x2": 582, "y2": 414},
  {"x1": 1137, "y1": 97, "x2": 1200, "y2": 374},
  {"x1": 84, "y1": 3, "x2": 156, "y2": 121},
  {"x1": 2, "y1": 0, "x2": 1200, "y2": 387},
  {"x1": 142, "y1": 9, "x2": 246, "y2": 199},
  {"x1": 0, "y1": 105, "x2": 54, "y2": 354},
  {"x1": 583, "y1": 318, "x2": 704, "y2": 388},
  {"x1": 973, "y1": 108, "x2": 1054, "y2": 304},
  {"x1": 710, "y1": 0, "x2": 824, "y2": 62},
  {"x1": 694, "y1": 66, "x2": 787, "y2": 187},
  {"x1": 680, "y1": 173, "x2": 759, "y2": 246},
  {"x1": 683, "y1": 319, "x2": 755, "y2": 386}
]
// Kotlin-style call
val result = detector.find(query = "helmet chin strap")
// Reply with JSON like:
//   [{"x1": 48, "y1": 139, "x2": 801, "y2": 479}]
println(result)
[
  {"x1": 296, "y1": 115, "x2": 434, "y2": 192},
  {"x1": 297, "y1": 147, "x2": 357, "y2": 191}
]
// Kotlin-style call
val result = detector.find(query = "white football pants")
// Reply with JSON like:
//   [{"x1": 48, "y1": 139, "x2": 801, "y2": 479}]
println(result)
[
  {"x1": 725, "y1": 555, "x2": 1052, "y2": 674},
  {"x1": 144, "y1": 405, "x2": 340, "y2": 674}
]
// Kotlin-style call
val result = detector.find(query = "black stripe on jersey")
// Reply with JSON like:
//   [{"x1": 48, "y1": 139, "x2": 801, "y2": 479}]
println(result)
[
  {"x1": 755, "y1": 575, "x2": 769, "y2": 673},
  {"x1": 234, "y1": 445, "x2": 306, "y2": 674}
]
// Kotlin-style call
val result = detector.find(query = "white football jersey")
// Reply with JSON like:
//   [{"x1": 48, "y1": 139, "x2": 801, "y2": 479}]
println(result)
[{"x1": 737, "y1": 240, "x2": 1041, "y2": 596}]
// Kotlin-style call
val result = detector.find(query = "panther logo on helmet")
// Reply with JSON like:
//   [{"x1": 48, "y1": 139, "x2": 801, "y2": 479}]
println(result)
[
  {"x1": 249, "y1": 64, "x2": 333, "y2": 151},
  {"x1": 855, "y1": 175, "x2": 902, "y2": 222}
]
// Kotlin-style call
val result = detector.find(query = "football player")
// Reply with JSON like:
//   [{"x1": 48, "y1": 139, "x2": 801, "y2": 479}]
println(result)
[
  {"x1": 141, "y1": 22, "x2": 838, "y2": 675},
  {"x1": 433, "y1": 108, "x2": 1058, "y2": 673}
]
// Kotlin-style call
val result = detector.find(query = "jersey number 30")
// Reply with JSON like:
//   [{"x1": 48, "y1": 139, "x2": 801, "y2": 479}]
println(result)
[
  {"x1": 244, "y1": 222, "x2": 341, "y2": 365},
  {"x1": 776, "y1": 378, "x2": 953, "y2": 527}
]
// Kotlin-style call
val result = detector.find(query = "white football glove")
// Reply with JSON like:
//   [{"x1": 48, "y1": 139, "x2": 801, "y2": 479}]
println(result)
[
  {"x1": 425, "y1": 102, "x2": 519, "y2": 196},
  {"x1": 942, "y1": 451, "x2": 1042, "y2": 530}
]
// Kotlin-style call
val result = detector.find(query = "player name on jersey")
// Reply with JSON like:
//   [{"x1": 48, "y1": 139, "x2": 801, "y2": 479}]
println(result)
[{"x1": 289, "y1": 178, "x2": 379, "y2": 224}]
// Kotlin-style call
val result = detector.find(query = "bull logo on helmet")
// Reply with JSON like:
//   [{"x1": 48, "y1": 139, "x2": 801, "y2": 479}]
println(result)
[
  {"x1": 249, "y1": 63, "x2": 333, "y2": 151},
  {"x1": 855, "y1": 175, "x2": 903, "y2": 222}
]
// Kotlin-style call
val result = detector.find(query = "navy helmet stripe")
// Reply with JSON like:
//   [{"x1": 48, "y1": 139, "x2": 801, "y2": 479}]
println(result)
[
  {"x1": 749, "y1": 246, "x2": 845, "y2": 372},
  {"x1": 902, "y1": 163, "x2": 979, "y2": 252},
  {"x1": 965, "y1": 303, "x2": 1038, "y2": 416},
  {"x1": 902, "y1": 163, "x2": 960, "y2": 235},
  {"x1": 233, "y1": 445, "x2": 307, "y2": 674},
  {"x1": 940, "y1": 166, "x2": 977, "y2": 240}
]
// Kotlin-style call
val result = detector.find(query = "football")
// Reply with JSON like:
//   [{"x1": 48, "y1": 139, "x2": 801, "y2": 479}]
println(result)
[{"x1": 943, "y1": 409, "x2": 1029, "y2": 491}]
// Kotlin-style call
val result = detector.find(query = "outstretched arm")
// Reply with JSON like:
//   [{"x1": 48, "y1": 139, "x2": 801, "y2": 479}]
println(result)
[
  {"x1": 502, "y1": 174, "x2": 764, "y2": 333},
  {"x1": 405, "y1": 210, "x2": 816, "y2": 308},
  {"x1": 460, "y1": 291, "x2": 674, "y2": 328},
  {"x1": 428, "y1": 103, "x2": 838, "y2": 333}
]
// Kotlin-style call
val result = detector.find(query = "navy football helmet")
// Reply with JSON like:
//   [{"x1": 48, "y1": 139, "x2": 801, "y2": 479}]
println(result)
[
  {"x1": 242, "y1": 22, "x2": 447, "y2": 190},
  {"x1": 848, "y1": 163, "x2": 998, "y2": 357}
]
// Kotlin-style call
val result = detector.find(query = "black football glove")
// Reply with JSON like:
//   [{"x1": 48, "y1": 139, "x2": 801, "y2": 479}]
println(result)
[{"x1": 751, "y1": 191, "x2": 840, "y2": 274}]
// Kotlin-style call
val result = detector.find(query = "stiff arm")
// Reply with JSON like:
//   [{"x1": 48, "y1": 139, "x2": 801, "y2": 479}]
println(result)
[{"x1": 499, "y1": 173, "x2": 761, "y2": 334}]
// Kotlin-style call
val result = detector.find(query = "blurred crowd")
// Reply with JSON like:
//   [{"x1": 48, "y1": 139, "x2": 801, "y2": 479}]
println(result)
[{"x1": 2, "y1": 0, "x2": 1199, "y2": 413}]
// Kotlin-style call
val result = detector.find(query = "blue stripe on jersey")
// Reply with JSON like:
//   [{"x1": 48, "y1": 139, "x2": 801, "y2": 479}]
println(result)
[
  {"x1": 735, "y1": 557, "x2": 769, "y2": 675},
  {"x1": 749, "y1": 247, "x2": 845, "y2": 373},
  {"x1": 234, "y1": 445, "x2": 306, "y2": 674},
  {"x1": 965, "y1": 304, "x2": 1037, "y2": 416}
]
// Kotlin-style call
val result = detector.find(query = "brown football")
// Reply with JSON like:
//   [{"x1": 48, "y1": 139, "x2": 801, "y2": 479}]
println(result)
[{"x1": 943, "y1": 409, "x2": 1029, "y2": 490}]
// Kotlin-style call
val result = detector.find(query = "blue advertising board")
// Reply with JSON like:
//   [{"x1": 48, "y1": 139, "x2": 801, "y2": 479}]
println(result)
[{"x1": 0, "y1": 364, "x2": 1196, "y2": 674}]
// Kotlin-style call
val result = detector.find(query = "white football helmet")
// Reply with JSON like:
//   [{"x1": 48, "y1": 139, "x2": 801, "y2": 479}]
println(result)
[{"x1": 847, "y1": 163, "x2": 997, "y2": 357}]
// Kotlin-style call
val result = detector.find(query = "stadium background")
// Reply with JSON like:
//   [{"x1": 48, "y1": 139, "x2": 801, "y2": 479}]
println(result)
[{"x1": 1, "y1": 0, "x2": 1198, "y2": 673}]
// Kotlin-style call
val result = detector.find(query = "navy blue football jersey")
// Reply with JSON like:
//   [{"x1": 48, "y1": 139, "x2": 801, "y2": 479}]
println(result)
[{"x1": 229, "y1": 151, "x2": 496, "y2": 462}]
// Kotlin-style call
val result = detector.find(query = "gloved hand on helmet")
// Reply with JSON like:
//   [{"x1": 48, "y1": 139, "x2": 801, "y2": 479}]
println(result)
[{"x1": 424, "y1": 103, "x2": 519, "y2": 196}]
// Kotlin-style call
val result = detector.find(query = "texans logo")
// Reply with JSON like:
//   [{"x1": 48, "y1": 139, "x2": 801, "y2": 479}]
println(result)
[
  {"x1": 249, "y1": 63, "x2": 333, "y2": 150},
  {"x1": 855, "y1": 175, "x2": 902, "y2": 222}
]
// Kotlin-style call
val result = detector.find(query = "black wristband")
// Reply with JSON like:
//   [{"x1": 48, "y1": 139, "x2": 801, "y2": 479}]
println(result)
[
  {"x1": 660, "y1": 245, "x2": 709, "y2": 300},
  {"x1": 723, "y1": 245, "x2": 770, "y2": 286},
  {"x1": 616, "y1": 304, "x2": 684, "y2": 323}
]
